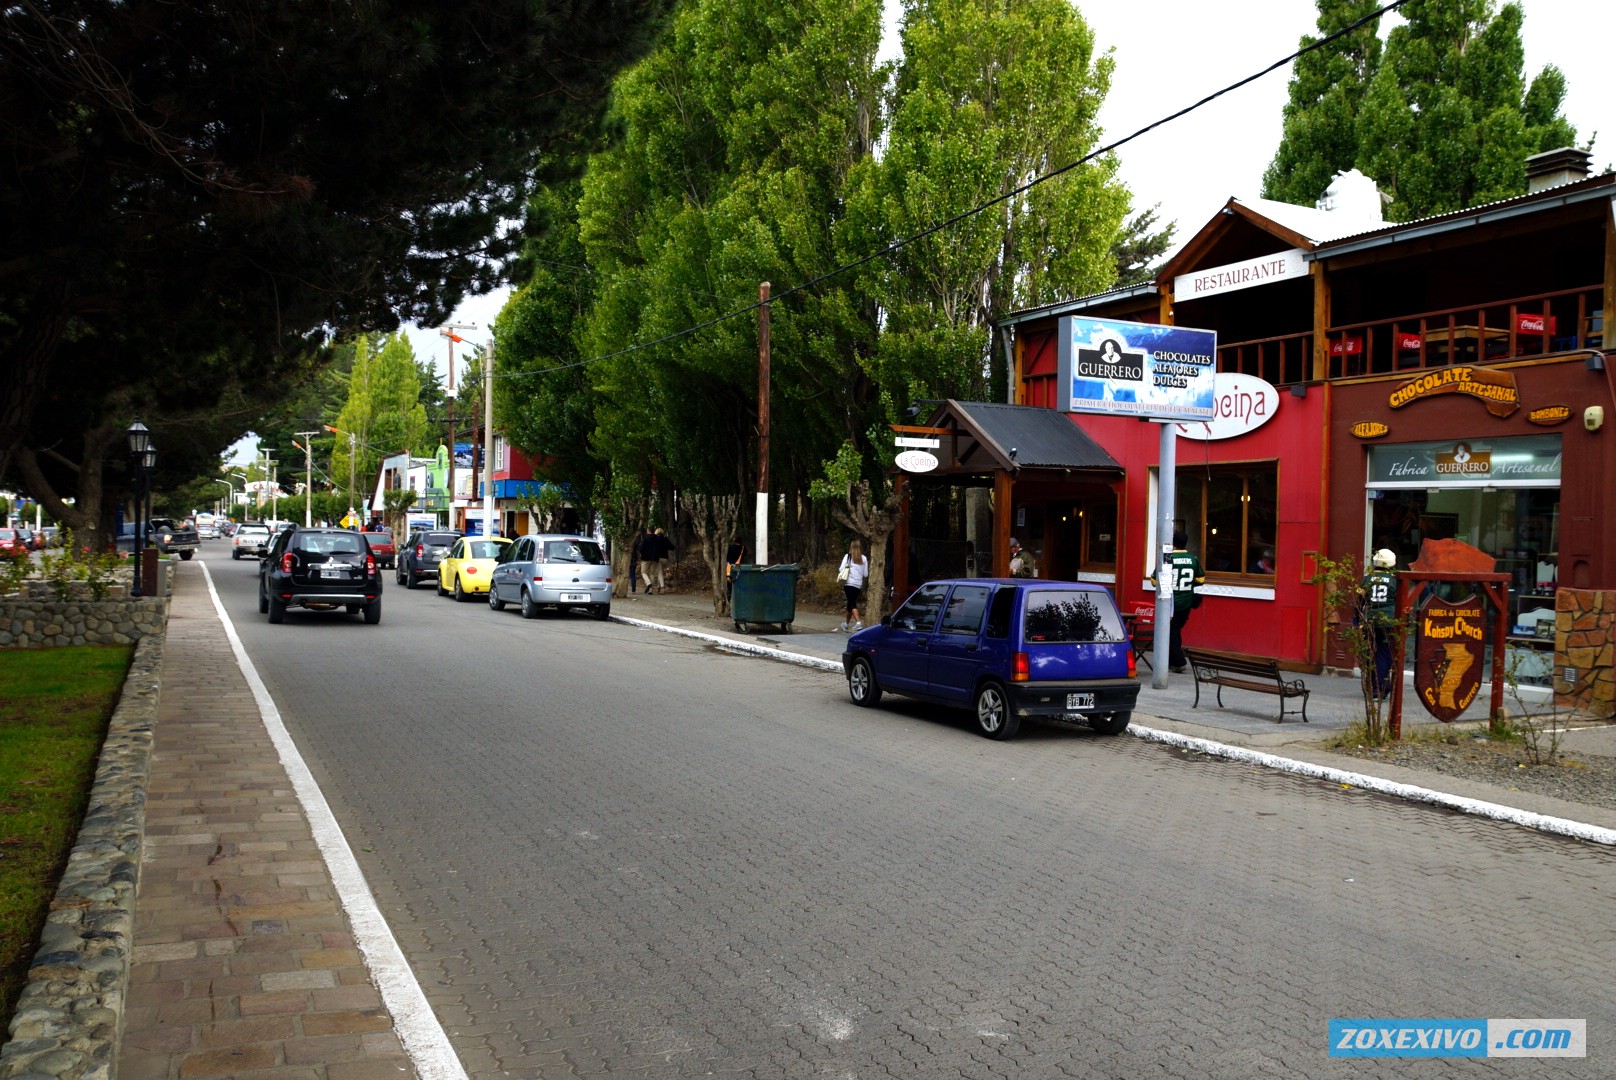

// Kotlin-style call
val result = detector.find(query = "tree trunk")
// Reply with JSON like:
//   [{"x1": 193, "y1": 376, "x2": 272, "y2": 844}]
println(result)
[{"x1": 682, "y1": 492, "x2": 742, "y2": 616}]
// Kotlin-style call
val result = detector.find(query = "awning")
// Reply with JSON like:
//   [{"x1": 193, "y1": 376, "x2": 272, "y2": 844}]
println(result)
[{"x1": 908, "y1": 400, "x2": 1122, "y2": 477}]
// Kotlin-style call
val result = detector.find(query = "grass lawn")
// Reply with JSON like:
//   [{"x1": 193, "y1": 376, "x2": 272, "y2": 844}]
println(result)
[{"x1": 0, "y1": 644, "x2": 132, "y2": 1033}]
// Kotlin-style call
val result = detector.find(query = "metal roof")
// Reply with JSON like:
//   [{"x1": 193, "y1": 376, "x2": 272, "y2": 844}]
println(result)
[{"x1": 943, "y1": 401, "x2": 1121, "y2": 472}]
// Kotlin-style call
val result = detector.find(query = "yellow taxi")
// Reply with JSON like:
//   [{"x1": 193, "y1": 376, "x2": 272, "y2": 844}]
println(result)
[{"x1": 437, "y1": 535, "x2": 512, "y2": 601}]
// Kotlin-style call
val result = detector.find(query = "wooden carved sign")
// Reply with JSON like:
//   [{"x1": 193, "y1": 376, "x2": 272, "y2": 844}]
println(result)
[{"x1": 1414, "y1": 592, "x2": 1487, "y2": 722}]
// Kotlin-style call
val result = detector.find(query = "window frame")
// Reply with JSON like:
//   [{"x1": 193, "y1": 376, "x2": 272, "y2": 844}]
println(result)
[{"x1": 1174, "y1": 460, "x2": 1279, "y2": 583}]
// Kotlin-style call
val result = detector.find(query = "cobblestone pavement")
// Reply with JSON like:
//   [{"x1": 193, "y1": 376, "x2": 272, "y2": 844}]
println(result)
[
  {"x1": 205, "y1": 557, "x2": 1616, "y2": 1079},
  {"x1": 118, "y1": 565, "x2": 415, "y2": 1080}
]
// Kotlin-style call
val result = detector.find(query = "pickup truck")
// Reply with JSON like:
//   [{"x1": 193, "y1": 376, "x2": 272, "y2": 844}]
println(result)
[{"x1": 147, "y1": 518, "x2": 200, "y2": 559}]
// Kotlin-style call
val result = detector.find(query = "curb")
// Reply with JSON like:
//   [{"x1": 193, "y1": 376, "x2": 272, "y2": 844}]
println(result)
[
  {"x1": 0, "y1": 633, "x2": 164, "y2": 1080},
  {"x1": 612, "y1": 612, "x2": 1616, "y2": 847}
]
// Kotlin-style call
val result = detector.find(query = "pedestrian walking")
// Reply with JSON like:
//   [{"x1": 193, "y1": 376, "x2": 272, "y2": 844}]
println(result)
[
  {"x1": 1161, "y1": 530, "x2": 1204, "y2": 673},
  {"x1": 1358, "y1": 548, "x2": 1399, "y2": 701},
  {"x1": 642, "y1": 527, "x2": 669, "y2": 594},
  {"x1": 837, "y1": 539, "x2": 869, "y2": 631}
]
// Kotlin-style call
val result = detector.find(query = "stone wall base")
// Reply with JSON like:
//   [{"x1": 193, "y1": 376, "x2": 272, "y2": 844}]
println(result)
[{"x1": 1555, "y1": 588, "x2": 1615, "y2": 719}]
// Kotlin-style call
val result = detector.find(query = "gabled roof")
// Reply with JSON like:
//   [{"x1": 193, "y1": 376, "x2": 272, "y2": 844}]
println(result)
[{"x1": 920, "y1": 400, "x2": 1121, "y2": 475}]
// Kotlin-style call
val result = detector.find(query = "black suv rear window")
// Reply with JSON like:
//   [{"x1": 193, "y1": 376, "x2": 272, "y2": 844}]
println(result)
[
  {"x1": 426, "y1": 533, "x2": 459, "y2": 546},
  {"x1": 1022, "y1": 589, "x2": 1126, "y2": 643},
  {"x1": 296, "y1": 533, "x2": 366, "y2": 556}
]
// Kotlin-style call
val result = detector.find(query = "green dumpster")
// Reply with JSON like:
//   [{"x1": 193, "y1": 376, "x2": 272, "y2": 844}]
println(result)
[{"x1": 731, "y1": 563, "x2": 799, "y2": 633}]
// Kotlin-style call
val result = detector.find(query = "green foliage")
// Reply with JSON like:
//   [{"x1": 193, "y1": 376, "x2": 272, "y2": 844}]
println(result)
[
  {"x1": 330, "y1": 333, "x2": 433, "y2": 510},
  {"x1": 1, "y1": 0, "x2": 672, "y2": 540},
  {"x1": 35, "y1": 530, "x2": 124, "y2": 600},
  {"x1": 1263, "y1": 0, "x2": 1580, "y2": 219}
]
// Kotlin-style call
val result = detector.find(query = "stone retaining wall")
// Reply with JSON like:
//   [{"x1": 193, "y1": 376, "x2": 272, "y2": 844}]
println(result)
[
  {"x1": 1556, "y1": 588, "x2": 1615, "y2": 719},
  {"x1": 0, "y1": 563, "x2": 174, "y2": 648},
  {"x1": 0, "y1": 633, "x2": 163, "y2": 1080}
]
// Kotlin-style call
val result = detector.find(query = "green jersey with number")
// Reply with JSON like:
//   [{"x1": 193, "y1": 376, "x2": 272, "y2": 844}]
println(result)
[
  {"x1": 1163, "y1": 550, "x2": 1203, "y2": 605},
  {"x1": 1361, "y1": 569, "x2": 1396, "y2": 626}
]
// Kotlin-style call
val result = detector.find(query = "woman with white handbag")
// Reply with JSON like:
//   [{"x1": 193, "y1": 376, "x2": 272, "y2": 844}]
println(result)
[{"x1": 837, "y1": 539, "x2": 869, "y2": 631}]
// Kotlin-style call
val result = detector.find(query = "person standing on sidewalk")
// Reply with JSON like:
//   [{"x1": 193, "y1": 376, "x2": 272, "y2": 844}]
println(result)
[
  {"x1": 837, "y1": 539, "x2": 869, "y2": 631},
  {"x1": 1162, "y1": 530, "x2": 1203, "y2": 673},
  {"x1": 630, "y1": 527, "x2": 649, "y2": 594},
  {"x1": 1358, "y1": 548, "x2": 1399, "y2": 701}
]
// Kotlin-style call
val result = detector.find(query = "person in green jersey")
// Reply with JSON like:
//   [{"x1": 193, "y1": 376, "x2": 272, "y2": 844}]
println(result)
[
  {"x1": 1358, "y1": 548, "x2": 1399, "y2": 700},
  {"x1": 1163, "y1": 530, "x2": 1204, "y2": 673}
]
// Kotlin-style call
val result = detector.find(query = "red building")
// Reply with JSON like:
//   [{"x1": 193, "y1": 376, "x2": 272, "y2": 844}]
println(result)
[{"x1": 895, "y1": 151, "x2": 1614, "y2": 674}]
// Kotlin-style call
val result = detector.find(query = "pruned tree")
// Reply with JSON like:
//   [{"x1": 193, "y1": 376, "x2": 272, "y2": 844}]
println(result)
[{"x1": 682, "y1": 492, "x2": 745, "y2": 615}]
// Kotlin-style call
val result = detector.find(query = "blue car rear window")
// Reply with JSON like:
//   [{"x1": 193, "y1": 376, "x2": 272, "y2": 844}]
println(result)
[{"x1": 1022, "y1": 590, "x2": 1125, "y2": 643}]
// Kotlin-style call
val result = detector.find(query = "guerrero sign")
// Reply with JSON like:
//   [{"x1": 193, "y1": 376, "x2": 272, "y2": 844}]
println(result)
[
  {"x1": 1414, "y1": 593, "x2": 1486, "y2": 722},
  {"x1": 1388, "y1": 365, "x2": 1519, "y2": 418},
  {"x1": 1057, "y1": 317, "x2": 1217, "y2": 420}
]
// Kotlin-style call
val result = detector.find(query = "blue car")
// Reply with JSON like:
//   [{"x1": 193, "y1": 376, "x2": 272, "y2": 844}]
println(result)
[{"x1": 841, "y1": 578, "x2": 1141, "y2": 740}]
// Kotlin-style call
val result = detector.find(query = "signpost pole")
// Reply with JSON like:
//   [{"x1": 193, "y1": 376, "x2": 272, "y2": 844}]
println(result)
[
  {"x1": 485, "y1": 334, "x2": 497, "y2": 537},
  {"x1": 1153, "y1": 421, "x2": 1176, "y2": 689}
]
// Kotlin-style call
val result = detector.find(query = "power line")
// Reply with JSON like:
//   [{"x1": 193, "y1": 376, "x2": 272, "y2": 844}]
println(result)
[{"x1": 492, "y1": 0, "x2": 1410, "y2": 381}]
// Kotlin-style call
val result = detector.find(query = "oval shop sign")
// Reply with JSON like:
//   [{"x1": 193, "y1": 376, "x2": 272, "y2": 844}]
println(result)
[
  {"x1": 895, "y1": 449, "x2": 940, "y2": 473},
  {"x1": 1174, "y1": 373, "x2": 1279, "y2": 441}
]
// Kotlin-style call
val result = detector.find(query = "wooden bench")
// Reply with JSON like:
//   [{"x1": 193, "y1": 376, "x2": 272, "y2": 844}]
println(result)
[{"x1": 1182, "y1": 647, "x2": 1310, "y2": 724}]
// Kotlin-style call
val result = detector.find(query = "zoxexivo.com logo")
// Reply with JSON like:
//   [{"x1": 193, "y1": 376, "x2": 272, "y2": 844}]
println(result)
[{"x1": 1330, "y1": 1019, "x2": 1585, "y2": 1058}]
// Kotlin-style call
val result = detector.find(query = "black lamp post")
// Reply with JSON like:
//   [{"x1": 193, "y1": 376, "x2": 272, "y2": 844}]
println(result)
[{"x1": 127, "y1": 421, "x2": 155, "y2": 598}]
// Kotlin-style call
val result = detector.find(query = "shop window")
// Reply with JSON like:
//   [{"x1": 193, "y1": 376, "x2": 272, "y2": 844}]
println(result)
[{"x1": 1176, "y1": 463, "x2": 1278, "y2": 579}]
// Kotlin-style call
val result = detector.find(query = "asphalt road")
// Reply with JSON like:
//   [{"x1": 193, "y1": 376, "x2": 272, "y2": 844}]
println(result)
[{"x1": 207, "y1": 545, "x2": 1616, "y2": 1078}]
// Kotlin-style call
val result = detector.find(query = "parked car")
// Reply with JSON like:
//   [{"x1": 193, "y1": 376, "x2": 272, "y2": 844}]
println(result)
[
  {"x1": 487, "y1": 534, "x2": 611, "y2": 620},
  {"x1": 231, "y1": 522, "x2": 273, "y2": 559},
  {"x1": 841, "y1": 578, "x2": 1140, "y2": 740},
  {"x1": 0, "y1": 528, "x2": 27, "y2": 558},
  {"x1": 258, "y1": 526, "x2": 383, "y2": 624},
  {"x1": 14, "y1": 526, "x2": 38, "y2": 551},
  {"x1": 147, "y1": 517, "x2": 199, "y2": 559},
  {"x1": 41, "y1": 526, "x2": 62, "y2": 548},
  {"x1": 363, "y1": 525, "x2": 396, "y2": 569},
  {"x1": 436, "y1": 536, "x2": 511, "y2": 600},
  {"x1": 396, "y1": 529, "x2": 463, "y2": 588},
  {"x1": 220, "y1": 521, "x2": 240, "y2": 538}
]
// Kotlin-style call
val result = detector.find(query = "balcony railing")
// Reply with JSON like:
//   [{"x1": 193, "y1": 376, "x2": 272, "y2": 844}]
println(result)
[
  {"x1": 1215, "y1": 285, "x2": 1603, "y2": 386},
  {"x1": 1324, "y1": 285, "x2": 1602, "y2": 380}
]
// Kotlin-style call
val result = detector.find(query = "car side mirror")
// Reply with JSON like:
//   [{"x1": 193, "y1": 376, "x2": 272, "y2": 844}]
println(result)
[{"x1": 880, "y1": 614, "x2": 892, "y2": 627}]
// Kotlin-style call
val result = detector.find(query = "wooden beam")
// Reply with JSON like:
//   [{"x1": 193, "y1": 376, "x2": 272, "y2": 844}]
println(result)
[
  {"x1": 1312, "y1": 261, "x2": 1331, "y2": 381},
  {"x1": 994, "y1": 468, "x2": 1014, "y2": 576}
]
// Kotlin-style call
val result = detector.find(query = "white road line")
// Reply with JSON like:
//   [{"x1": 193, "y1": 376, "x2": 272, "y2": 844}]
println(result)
[
  {"x1": 200, "y1": 562, "x2": 468, "y2": 1080},
  {"x1": 610, "y1": 612, "x2": 1616, "y2": 847}
]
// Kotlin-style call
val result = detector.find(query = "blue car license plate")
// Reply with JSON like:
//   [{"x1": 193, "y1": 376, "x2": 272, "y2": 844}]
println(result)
[{"x1": 1066, "y1": 692, "x2": 1094, "y2": 711}]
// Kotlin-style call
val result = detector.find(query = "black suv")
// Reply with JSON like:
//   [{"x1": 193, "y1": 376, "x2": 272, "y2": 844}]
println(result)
[
  {"x1": 397, "y1": 529, "x2": 462, "y2": 588},
  {"x1": 259, "y1": 526, "x2": 384, "y2": 624}
]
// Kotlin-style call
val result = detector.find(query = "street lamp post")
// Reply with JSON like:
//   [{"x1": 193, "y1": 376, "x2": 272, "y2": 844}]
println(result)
[
  {"x1": 213, "y1": 478, "x2": 233, "y2": 515},
  {"x1": 126, "y1": 421, "x2": 156, "y2": 598}
]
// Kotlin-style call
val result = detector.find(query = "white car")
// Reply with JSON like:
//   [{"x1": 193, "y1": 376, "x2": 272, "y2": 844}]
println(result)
[{"x1": 231, "y1": 523, "x2": 273, "y2": 560}]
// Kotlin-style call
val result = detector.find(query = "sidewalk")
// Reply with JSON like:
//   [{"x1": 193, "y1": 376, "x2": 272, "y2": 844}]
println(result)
[
  {"x1": 114, "y1": 568, "x2": 1616, "y2": 1080},
  {"x1": 119, "y1": 568, "x2": 417, "y2": 1080}
]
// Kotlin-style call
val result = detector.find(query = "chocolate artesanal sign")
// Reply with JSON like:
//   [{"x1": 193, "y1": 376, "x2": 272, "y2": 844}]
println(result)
[
  {"x1": 1388, "y1": 365, "x2": 1519, "y2": 417},
  {"x1": 1414, "y1": 592, "x2": 1486, "y2": 723}
]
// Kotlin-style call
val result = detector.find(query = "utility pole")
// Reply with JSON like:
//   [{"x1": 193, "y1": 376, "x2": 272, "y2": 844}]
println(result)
[
  {"x1": 348, "y1": 431, "x2": 356, "y2": 523},
  {"x1": 756, "y1": 282, "x2": 770, "y2": 565},
  {"x1": 440, "y1": 323, "x2": 477, "y2": 529},
  {"x1": 483, "y1": 335, "x2": 497, "y2": 537},
  {"x1": 295, "y1": 431, "x2": 318, "y2": 526}
]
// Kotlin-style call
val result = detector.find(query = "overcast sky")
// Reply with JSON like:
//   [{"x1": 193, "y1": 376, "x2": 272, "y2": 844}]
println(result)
[{"x1": 240, "y1": 0, "x2": 1608, "y2": 462}]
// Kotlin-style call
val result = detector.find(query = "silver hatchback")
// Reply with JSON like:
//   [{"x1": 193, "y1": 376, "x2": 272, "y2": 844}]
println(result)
[{"x1": 488, "y1": 534, "x2": 612, "y2": 620}]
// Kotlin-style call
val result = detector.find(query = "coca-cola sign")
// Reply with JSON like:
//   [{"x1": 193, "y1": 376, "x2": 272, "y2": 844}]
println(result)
[{"x1": 1514, "y1": 312, "x2": 1557, "y2": 335}]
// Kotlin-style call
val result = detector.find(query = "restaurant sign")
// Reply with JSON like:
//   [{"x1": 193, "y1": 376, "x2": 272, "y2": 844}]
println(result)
[
  {"x1": 1414, "y1": 592, "x2": 1486, "y2": 723},
  {"x1": 1366, "y1": 434, "x2": 1562, "y2": 487},
  {"x1": 1172, "y1": 373, "x2": 1278, "y2": 441},
  {"x1": 1387, "y1": 365, "x2": 1519, "y2": 417},
  {"x1": 1173, "y1": 248, "x2": 1307, "y2": 302}
]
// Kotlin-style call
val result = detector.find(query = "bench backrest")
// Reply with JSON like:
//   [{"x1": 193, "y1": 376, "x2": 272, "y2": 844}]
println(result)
[{"x1": 1184, "y1": 649, "x2": 1278, "y2": 678}]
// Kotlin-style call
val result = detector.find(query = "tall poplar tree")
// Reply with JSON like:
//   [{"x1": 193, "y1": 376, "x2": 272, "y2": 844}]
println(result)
[{"x1": 1263, "y1": 0, "x2": 1579, "y2": 219}]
